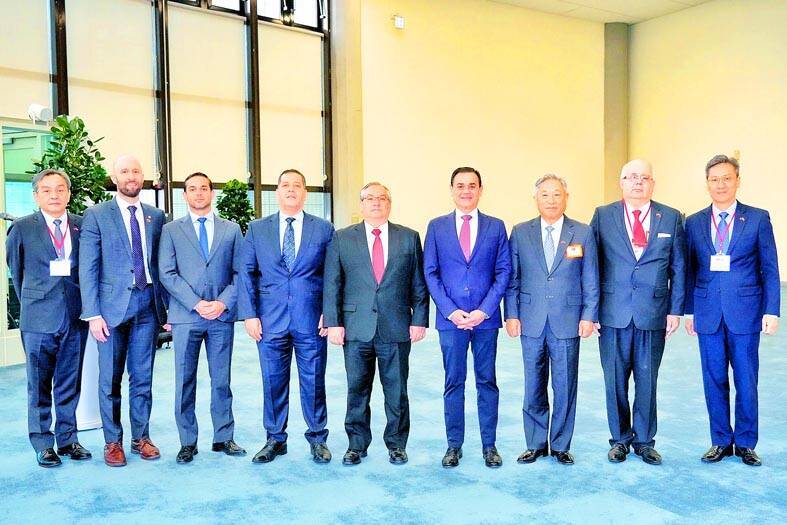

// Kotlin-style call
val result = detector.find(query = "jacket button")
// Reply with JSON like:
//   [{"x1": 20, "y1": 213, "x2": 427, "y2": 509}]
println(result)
[
  {"x1": 372, "y1": 308, "x2": 377, "y2": 313},
  {"x1": 547, "y1": 277, "x2": 553, "y2": 281}
]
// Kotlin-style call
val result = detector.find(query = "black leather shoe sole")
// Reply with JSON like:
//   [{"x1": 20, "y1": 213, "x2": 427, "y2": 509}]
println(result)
[
  {"x1": 36, "y1": 454, "x2": 62, "y2": 468},
  {"x1": 252, "y1": 445, "x2": 287, "y2": 464}
]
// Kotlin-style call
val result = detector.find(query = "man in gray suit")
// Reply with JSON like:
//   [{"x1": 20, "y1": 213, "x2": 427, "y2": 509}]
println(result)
[
  {"x1": 323, "y1": 182, "x2": 429, "y2": 466},
  {"x1": 159, "y1": 172, "x2": 245, "y2": 464},
  {"x1": 505, "y1": 174, "x2": 599, "y2": 465}
]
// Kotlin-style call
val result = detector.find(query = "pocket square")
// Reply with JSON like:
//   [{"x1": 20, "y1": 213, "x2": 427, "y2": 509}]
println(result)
[{"x1": 657, "y1": 233, "x2": 671, "y2": 238}]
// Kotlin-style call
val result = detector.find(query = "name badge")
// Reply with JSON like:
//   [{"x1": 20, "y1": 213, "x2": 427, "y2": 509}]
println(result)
[
  {"x1": 50, "y1": 259, "x2": 71, "y2": 277},
  {"x1": 710, "y1": 254, "x2": 730, "y2": 272},
  {"x1": 565, "y1": 244, "x2": 583, "y2": 259}
]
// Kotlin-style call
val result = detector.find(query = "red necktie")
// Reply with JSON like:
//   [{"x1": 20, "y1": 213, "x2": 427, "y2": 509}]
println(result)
[
  {"x1": 459, "y1": 215, "x2": 472, "y2": 261},
  {"x1": 632, "y1": 209, "x2": 648, "y2": 248},
  {"x1": 372, "y1": 228, "x2": 384, "y2": 284}
]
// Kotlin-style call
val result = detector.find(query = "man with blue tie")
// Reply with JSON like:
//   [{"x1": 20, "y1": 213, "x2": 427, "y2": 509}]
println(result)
[
  {"x1": 239, "y1": 169, "x2": 335, "y2": 464},
  {"x1": 423, "y1": 167, "x2": 511, "y2": 468},
  {"x1": 159, "y1": 172, "x2": 245, "y2": 464},
  {"x1": 7, "y1": 169, "x2": 91, "y2": 467},
  {"x1": 590, "y1": 159, "x2": 686, "y2": 466},
  {"x1": 685, "y1": 154, "x2": 780, "y2": 467},
  {"x1": 80, "y1": 155, "x2": 167, "y2": 467},
  {"x1": 505, "y1": 174, "x2": 599, "y2": 466}
]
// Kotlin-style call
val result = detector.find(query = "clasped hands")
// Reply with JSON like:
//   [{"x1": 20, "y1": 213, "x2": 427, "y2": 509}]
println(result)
[
  {"x1": 449, "y1": 309, "x2": 487, "y2": 330},
  {"x1": 195, "y1": 300, "x2": 226, "y2": 321}
]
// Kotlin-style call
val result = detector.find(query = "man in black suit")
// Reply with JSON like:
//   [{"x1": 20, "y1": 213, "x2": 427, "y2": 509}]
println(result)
[{"x1": 323, "y1": 182, "x2": 429, "y2": 466}]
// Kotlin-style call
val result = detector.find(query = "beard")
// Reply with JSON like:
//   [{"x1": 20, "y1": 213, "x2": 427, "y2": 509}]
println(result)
[{"x1": 118, "y1": 183, "x2": 141, "y2": 198}]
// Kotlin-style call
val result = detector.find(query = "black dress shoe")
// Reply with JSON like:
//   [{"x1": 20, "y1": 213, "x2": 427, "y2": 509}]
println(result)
[
  {"x1": 607, "y1": 443, "x2": 629, "y2": 463},
  {"x1": 212, "y1": 440, "x2": 246, "y2": 456},
  {"x1": 442, "y1": 447, "x2": 462, "y2": 468},
  {"x1": 251, "y1": 439, "x2": 287, "y2": 463},
  {"x1": 389, "y1": 448, "x2": 408, "y2": 465},
  {"x1": 57, "y1": 442, "x2": 92, "y2": 461},
  {"x1": 735, "y1": 446, "x2": 762, "y2": 467},
  {"x1": 701, "y1": 444, "x2": 733, "y2": 463},
  {"x1": 517, "y1": 448, "x2": 548, "y2": 464},
  {"x1": 36, "y1": 448, "x2": 62, "y2": 468},
  {"x1": 342, "y1": 448, "x2": 367, "y2": 466},
  {"x1": 483, "y1": 446, "x2": 502, "y2": 468},
  {"x1": 311, "y1": 442, "x2": 332, "y2": 464},
  {"x1": 176, "y1": 445, "x2": 198, "y2": 464},
  {"x1": 552, "y1": 450, "x2": 574, "y2": 465},
  {"x1": 634, "y1": 446, "x2": 662, "y2": 465}
]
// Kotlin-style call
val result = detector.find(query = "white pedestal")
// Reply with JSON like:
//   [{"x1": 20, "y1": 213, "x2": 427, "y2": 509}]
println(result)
[{"x1": 76, "y1": 334, "x2": 102, "y2": 430}]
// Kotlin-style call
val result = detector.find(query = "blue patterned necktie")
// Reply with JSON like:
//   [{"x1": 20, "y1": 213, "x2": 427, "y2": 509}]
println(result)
[
  {"x1": 282, "y1": 217, "x2": 296, "y2": 272},
  {"x1": 714, "y1": 211, "x2": 729, "y2": 254},
  {"x1": 52, "y1": 218, "x2": 65, "y2": 259},
  {"x1": 197, "y1": 217, "x2": 209, "y2": 260},
  {"x1": 128, "y1": 205, "x2": 146, "y2": 290},
  {"x1": 544, "y1": 225, "x2": 556, "y2": 270}
]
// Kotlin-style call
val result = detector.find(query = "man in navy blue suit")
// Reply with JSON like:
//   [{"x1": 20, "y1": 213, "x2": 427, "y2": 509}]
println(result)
[
  {"x1": 685, "y1": 154, "x2": 780, "y2": 467},
  {"x1": 423, "y1": 167, "x2": 511, "y2": 468},
  {"x1": 6, "y1": 169, "x2": 91, "y2": 467},
  {"x1": 505, "y1": 174, "x2": 599, "y2": 466},
  {"x1": 590, "y1": 159, "x2": 686, "y2": 466},
  {"x1": 160, "y1": 172, "x2": 246, "y2": 464},
  {"x1": 80, "y1": 155, "x2": 167, "y2": 467},
  {"x1": 239, "y1": 169, "x2": 335, "y2": 464}
]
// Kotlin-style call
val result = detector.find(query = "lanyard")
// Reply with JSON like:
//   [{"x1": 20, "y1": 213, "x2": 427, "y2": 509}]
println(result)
[
  {"x1": 622, "y1": 200, "x2": 651, "y2": 238},
  {"x1": 46, "y1": 218, "x2": 68, "y2": 259},
  {"x1": 711, "y1": 211, "x2": 735, "y2": 254}
]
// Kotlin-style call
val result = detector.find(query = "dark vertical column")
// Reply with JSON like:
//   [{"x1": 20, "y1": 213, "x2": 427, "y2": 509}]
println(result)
[
  {"x1": 246, "y1": 0, "x2": 263, "y2": 217},
  {"x1": 49, "y1": 0, "x2": 68, "y2": 116},
  {"x1": 320, "y1": 0, "x2": 334, "y2": 220},
  {"x1": 154, "y1": 0, "x2": 173, "y2": 213},
  {"x1": 604, "y1": 23, "x2": 629, "y2": 203}
]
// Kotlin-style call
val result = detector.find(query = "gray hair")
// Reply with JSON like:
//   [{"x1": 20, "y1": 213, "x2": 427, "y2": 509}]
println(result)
[
  {"x1": 32, "y1": 169, "x2": 71, "y2": 192},
  {"x1": 359, "y1": 181, "x2": 391, "y2": 201},
  {"x1": 705, "y1": 154, "x2": 739, "y2": 178},
  {"x1": 534, "y1": 174, "x2": 568, "y2": 195},
  {"x1": 620, "y1": 159, "x2": 654, "y2": 180}
]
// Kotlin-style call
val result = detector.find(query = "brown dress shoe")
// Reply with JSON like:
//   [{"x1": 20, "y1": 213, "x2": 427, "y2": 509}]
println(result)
[
  {"x1": 104, "y1": 442, "x2": 127, "y2": 467},
  {"x1": 131, "y1": 437, "x2": 161, "y2": 460}
]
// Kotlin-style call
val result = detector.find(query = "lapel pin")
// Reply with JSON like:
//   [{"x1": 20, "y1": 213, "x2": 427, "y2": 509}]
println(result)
[
  {"x1": 559, "y1": 240, "x2": 566, "y2": 244},
  {"x1": 146, "y1": 216, "x2": 152, "y2": 223},
  {"x1": 655, "y1": 212, "x2": 662, "y2": 218},
  {"x1": 739, "y1": 217, "x2": 745, "y2": 221}
]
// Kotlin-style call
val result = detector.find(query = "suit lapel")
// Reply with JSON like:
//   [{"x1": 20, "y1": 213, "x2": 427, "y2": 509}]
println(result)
[
  {"x1": 640, "y1": 202, "x2": 663, "y2": 261},
  {"x1": 380, "y1": 223, "x2": 401, "y2": 285},
  {"x1": 469, "y1": 212, "x2": 490, "y2": 262},
  {"x1": 179, "y1": 215, "x2": 204, "y2": 260},
  {"x1": 726, "y1": 201, "x2": 748, "y2": 255},
  {"x1": 443, "y1": 212, "x2": 465, "y2": 261},
  {"x1": 528, "y1": 219, "x2": 549, "y2": 275},
  {"x1": 549, "y1": 218, "x2": 575, "y2": 274},
  {"x1": 293, "y1": 213, "x2": 315, "y2": 272},
  {"x1": 67, "y1": 213, "x2": 80, "y2": 267},
  {"x1": 140, "y1": 204, "x2": 155, "y2": 265},
  {"x1": 700, "y1": 205, "x2": 716, "y2": 254},
  {"x1": 109, "y1": 199, "x2": 132, "y2": 258},
  {"x1": 613, "y1": 201, "x2": 637, "y2": 261},
  {"x1": 354, "y1": 223, "x2": 377, "y2": 288},
  {"x1": 207, "y1": 216, "x2": 227, "y2": 264},
  {"x1": 34, "y1": 212, "x2": 58, "y2": 260}
]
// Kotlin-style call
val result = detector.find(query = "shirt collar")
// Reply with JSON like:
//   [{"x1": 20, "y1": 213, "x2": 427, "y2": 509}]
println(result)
[
  {"x1": 364, "y1": 221, "x2": 388, "y2": 235},
  {"x1": 40, "y1": 210, "x2": 67, "y2": 226},
  {"x1": 116, "y1": 194, "x2": 141, "y2": 210},
  {"x1": 712, "y1": 200, "x2": 737, "y2": 218},
  {"x1": 540, "y1": 215, "x2": 564, "y2": 231},
  {"x1": 280, "y1": 210, "x2": 304, "y2": 223},
  {"x1": 455, "y1": 208, "x2": 479, "y2": 221},
  {"x1": 189, "y1": 210, "x2": 214, "y2": 224}
]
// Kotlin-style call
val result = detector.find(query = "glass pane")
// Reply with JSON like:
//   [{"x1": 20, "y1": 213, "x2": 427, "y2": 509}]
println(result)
[
  {"x1": 259, "y1": 0, "x2": 280, "y2": 18},
  {"x1": 294, "y1": 0, "x2": 318, "y2": 27},
  {"x1": 211, "y1": 0, "x2": 240, "y2": 10},
  {"x1": 260, "y1": 189, "x2": 329, "y2": 220}
]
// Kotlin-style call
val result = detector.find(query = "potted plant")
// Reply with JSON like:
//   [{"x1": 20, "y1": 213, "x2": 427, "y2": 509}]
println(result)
[{"x1": 216, "y1": 179, "x2": 255, "y2": 234}]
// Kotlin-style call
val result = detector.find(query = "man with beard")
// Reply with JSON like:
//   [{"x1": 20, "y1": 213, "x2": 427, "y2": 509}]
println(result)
[{"x1": 80, "y1": 155, "x2": 167, "y2": 467}]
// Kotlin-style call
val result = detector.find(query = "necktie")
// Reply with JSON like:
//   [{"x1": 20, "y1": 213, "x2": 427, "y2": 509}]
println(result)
[
  {"x1": 197, "y1": 217, "x2": 209, "y2": 260},
  {"x1": 459, "y1": 214, "x2": 472, "y2": 261},
  {"x1": 52, "y1": 218, "x2": 65, "y2": 259},
  {"x1": 128, "y1": 205, "x2": 146, "y2": 290},
  {"x1": 282, "y1": 217, "x2": 296, "y2": 272},
  {"x1": 715, "y1": 211, "x2": 729, "y2": 254},
  {"x1": 544, "y1": 225, "x2": 556, "y2": 271},
  {"x1": 632, "y1": 209, "x2": 648, "y2": 248},
  {"x1": 371, "y1": 228, "x2": 384, "y2": 284}
]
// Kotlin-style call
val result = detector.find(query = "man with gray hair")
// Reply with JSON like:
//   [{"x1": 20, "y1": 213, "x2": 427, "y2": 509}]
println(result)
[{"x1": 7, "y1": 169, "x2": 91, "y2": 467}]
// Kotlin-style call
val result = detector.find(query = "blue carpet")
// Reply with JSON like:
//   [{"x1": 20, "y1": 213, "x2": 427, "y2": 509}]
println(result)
[{"x1": 1, "y1": 292, "x2": 786, "y2": 524}]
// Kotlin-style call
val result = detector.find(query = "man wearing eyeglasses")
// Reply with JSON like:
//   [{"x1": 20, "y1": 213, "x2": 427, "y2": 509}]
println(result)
[
  {"x1": 323, "y1": 182, "x2": 429, "y2": 466},
  {"x1": 590, "y1": 159, "x2": 686, "y2": 466},
  {"x1": 684, "y1": 155, "x2": 779, "y2": 467}
]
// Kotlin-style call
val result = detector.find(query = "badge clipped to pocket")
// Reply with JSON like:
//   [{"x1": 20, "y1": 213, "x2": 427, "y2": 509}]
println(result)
[
  {"x1": 710, "y1": 254, "x2": 730, "y2": 272},
  {"x1": 565, "y1": 243, "x2": 584, "y2": 259},
  {"x1": 50, "y1": 259, "x2": 71, "y2": 277}
]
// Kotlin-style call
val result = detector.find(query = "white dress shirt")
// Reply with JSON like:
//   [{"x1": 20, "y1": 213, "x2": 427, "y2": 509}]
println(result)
[
  {"x1": 710, "y1": 201, "x2": 737, "y2": 250},
  {"x1": 623, "y1": 200, "x2": 652, "y2": 260},
  {"x1": 189, "y1": 210, "x2": 215, "y2": 252},
  {"x1": 116, "y1": 194, "x2": 152, "y2": 284},
  {"x1": 541, "y1": 214, "x2": 564, "y2": 267},
  {"x1": 454, "y1": 208, "x2": 479, "y2": 254},
  {"x1": 364, "y1": 221, "x2": 388, "y2": 268},
  {"x1": 279, "y1": 210, "x2": 305, "y2": 256},
  {"x1": 41, "y1": 210, "x2": 72, "y2": 260}
]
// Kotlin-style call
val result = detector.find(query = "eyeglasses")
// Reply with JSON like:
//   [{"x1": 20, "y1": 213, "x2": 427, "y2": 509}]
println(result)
[
  {"x1": 362, "y1": 195, "x2": 389, "y2": 203},
  {"x1": 707, "y1": 176, "x2": 735, "y2": 185},
  {"x1": 621, "y1": 174, "x2": 652, "y2": 183}
]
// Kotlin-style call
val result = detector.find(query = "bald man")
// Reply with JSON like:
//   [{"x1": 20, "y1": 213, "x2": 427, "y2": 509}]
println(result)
[{"x1": 80, "y1": 155, "x2": 167, "y2": 467}]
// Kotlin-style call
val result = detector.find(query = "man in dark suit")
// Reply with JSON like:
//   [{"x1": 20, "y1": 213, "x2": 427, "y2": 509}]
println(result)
[
  {"x1": 423, "y1": 167, "x2": 510, "y2": 468},
  {"x1": 505, "y1": 174, "x2": 599, "y2": 466},
  {"x1": 238, "y1": 169, "x2": 335, "y2": 464},
  {"x1": 590, "y1": 159, "x2": 686, "y2": 466},
  {"x1": 323, "y1": 182, "x2": 429, "y2": 466},
  {"x1": 6, "y1": 169, "x2": 91, "y2": 467},
  {"x1": 79, "y1": 155, "x2": 167, "y2": 467},
  {"x1": 159, "y1": 172, "x2": 245, "y2": 464},
  {"x1": 685, "y1": 154, "x2": 780, "y2": 467}
]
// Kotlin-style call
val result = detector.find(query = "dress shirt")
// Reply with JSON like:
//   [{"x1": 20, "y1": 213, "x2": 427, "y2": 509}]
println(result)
[
  {"x1": 189, "y1": 210, "x2": 215, "y2": 252},
  {"x1": 41, "y1": 210, "x2": 72, "y2": 260},
  {"x1": 279, "y1": 210, "x2": 305, "y2": 256},
  {"x1": 623, "y1": 200, "x2": 652, "y2": 260},
  {"x1": 454, "y1": 208, "x2": 479, "y2": 254},
  {"x1": 541, "y1": 215, "x2": 564, "y2": 267},
  {"x1": 116, "y1": 194, "x2": 152, "y2": 284},
  {"x1": 364, "y1": 221, "x2": 388, "y2": 268},
  {"x1": 710, "y1": 201, "x2": 737, "y2": 249}
]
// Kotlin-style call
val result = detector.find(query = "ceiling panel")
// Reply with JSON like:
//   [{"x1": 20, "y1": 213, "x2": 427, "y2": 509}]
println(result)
[{"x1": 488, "y1": 0, "x2": 713, "y2": 23}]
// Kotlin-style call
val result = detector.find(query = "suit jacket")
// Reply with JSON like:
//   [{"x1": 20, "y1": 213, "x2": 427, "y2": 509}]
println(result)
[
  {"x1": 237, "y1": 211, "x2": 335, "y2": 336},
  {"x1": 423, "y1": 211, "x2": 511, "y2": 331},
  {"x1": 322, "y1": 221, "x2": 430, "y2": 343},
  {"x1": 590, "y1": 200, "x2": 686, "y2": 330},
  {"x1": 6, "y1": 211, "x2": 84, "y2": 333},
  {"x1": 79, "y1": 199, "x2": 167, "y2": 327},
  {"x1": 159, "y1": 214, "x2": 243, "y2": 324},
  {"x1": 504, "y1": 216, "x2": 600, "y2": 339},
  {"x1": 685, "y1": 201, "x2": 780, "y2": 334}
]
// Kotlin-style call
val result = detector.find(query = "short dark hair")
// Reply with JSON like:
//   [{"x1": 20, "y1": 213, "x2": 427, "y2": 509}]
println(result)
[
  {"x1": 451, "y1": 166, "x2": 482, "y2": 186},
  {"x1": 278, "y1": 169, "x2": 306, "y2": 186},
  {"x1": 32, "y1": 169, "x2": 71, "y2": 192},
  {"x1": 183, "y1": 172, "x2": 213, "y2": 190},
  {"x1": 705, "y1": 154, "x2": 739, "y2": 178}
]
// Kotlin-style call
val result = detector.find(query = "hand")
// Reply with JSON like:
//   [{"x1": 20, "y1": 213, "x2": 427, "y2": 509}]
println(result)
[
  {"x1": 505, "y1": 319, "x2": 521, "y2": 337},
  {"x1": 593, "y1": 322, "x2": 602, "y2": 336},
  {"x1": 578, "y1": 320, "x2": 594, "y2": 338},
  {"x1": 244, "y1": 318, "x2": 262, "y2": 342},
  {"x1": 163, "y1": 323, "x2": 172, "y2": 332},
  {"x1": 410, "y1": 326, "x2": 426, "y2": 343},
  {"x1": 89, "y1": 317, "x2": 110, "y2": 343},
  {"x1": 457, "y1": 310, "x2": 486, "y2": 330},
  {"x1": 211, "y1": 300, "x2": 227, "y2": 318},
  {"x1": 685, "y1": 318, "x2": 696, "y2": 336},
  {"x1": 328, "y1": 326, "x2": 345, "y2": 346},
  {"x1": 763, "y1": 315, "x2": 779, "y2": 336},
  {"x1": 194, "y1": 300, "x2": 212, "y2": 317},
  {"x1": 318, "y1": 314, "x2": 328, "y2": 337},
  {"x1": 666, "y1": 315, "x2": 681, "y2": 338},
  {"x1": 448, "y1": 310, "x2": 470, "y2": 328}
]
